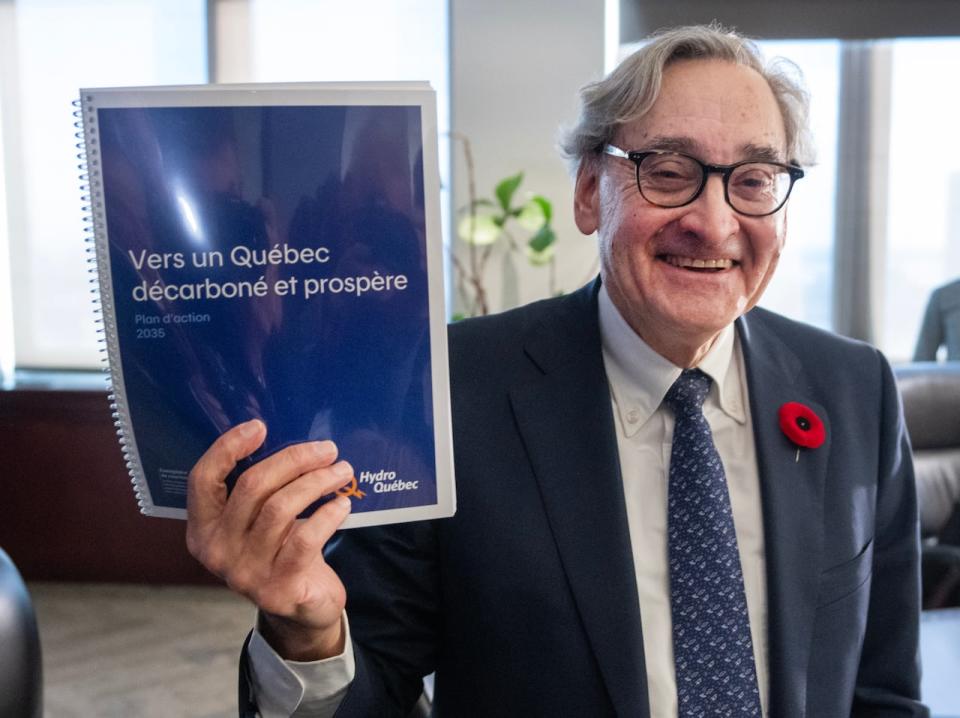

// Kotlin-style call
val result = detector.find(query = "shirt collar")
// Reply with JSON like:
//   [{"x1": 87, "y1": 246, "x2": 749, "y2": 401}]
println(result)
[{"x1": 598, "y1": 284, "x2": 747, "y2": 437}]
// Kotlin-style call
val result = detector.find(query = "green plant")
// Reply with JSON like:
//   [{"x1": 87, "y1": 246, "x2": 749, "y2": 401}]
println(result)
[{"x1": 451, "y1": 133, "x2": 557, "y2": 319}]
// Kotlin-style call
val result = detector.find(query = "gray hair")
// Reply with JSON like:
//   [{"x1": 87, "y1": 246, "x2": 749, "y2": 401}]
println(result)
[{"x1": 559, "y1": 24, "x2": 814, "y2": 169}]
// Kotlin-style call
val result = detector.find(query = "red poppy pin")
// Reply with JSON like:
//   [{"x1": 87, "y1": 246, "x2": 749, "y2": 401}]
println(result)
[{"x1": 778, "y1": 402, "x2": 825, "y2": 462}]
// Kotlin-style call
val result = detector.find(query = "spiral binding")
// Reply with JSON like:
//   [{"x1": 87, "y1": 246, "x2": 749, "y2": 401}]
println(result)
[{"x1": 76, "y1": 94, "x2": 152, "y2": 515}]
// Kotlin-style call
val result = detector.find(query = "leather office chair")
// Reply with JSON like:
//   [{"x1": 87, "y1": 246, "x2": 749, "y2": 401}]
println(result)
[
  {"x1": 0, "y1": 547, "x2": 42, "y2": 718},
  {"x1": 894, "y1": 362, "x2": 960, "y2": 609}
]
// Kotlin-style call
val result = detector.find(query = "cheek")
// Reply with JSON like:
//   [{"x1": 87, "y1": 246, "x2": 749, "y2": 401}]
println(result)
[
  {"x1": 598, "y1": 233, "x2": 627, "y2": 293},
  {"x1": 770, "y1": 213, "x2": 787, "y2": 253},
  {"x1": 771, "y1": 229, "x2": 786, "y2": 266},
  {"x1": 764, "y1": 247, "x2": 782, "y2": 280},
  {"x1": 597, "y1": 199, "x2": 634, "y2": 268},
  {"x1": 597, "y1": 183, "x2": 627, "y2": 232},
  {"x1": 753, "y1": 217, "x2": 786, "y2": 266},
  {"x1": 765, "y1": 231, "x2": 784, "y2": 264},
  {"x1": 747, "y1": 228, "x2": 785, "y2": 298}
]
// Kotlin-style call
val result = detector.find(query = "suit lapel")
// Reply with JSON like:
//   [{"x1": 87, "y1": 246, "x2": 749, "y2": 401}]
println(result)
[
  {"x1": 508, "y1": 284, "x2": 650, "y2": 717},
  {"x1": 738, "y1": 312, "x2": 831, "y2": 717},
  {"x1": 503, "y1": 289, "x2": 828, "y2": 717}
]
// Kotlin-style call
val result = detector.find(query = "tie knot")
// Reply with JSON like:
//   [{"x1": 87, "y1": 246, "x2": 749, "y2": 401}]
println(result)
[{"x1": 664, "y1": 369, "x2": 712, "y2": 416}]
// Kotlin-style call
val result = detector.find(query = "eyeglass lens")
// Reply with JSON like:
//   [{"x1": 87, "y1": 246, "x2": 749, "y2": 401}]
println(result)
[{"x1": 637, "y1": 154, "x2": 793, "y2": 215}]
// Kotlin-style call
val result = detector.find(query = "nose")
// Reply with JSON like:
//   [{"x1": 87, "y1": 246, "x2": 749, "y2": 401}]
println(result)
[{"x1": 676, "y1": 174, "x2": 740, "y2": 245}]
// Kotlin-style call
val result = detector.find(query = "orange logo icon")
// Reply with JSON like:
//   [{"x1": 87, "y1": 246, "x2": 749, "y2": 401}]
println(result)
[{"x1": 335, "y1": 475, "x2": 366, "y2": 499}]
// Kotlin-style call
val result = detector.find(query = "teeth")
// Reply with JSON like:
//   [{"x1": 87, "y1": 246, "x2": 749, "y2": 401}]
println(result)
[{"x1": 665, "y1": 256, "x2": 734, "y2": 269}]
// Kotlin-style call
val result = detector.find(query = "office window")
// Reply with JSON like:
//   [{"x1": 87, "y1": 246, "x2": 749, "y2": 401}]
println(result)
[
  {"x1": 0, "y1": 0, "x2": 450, "y2": 374},
  {"x1": 246, "y1": 0, "x2": 451, "y2": 272},
  {"x1": 882, "y1": 38, "x2": 960, "y2": 361},
  {"x1": 755, "y1": 40, "x2": 840, "y2": 332},
  {"x1": 0, "y1": 0, "x2": 206, "y2": 370}
]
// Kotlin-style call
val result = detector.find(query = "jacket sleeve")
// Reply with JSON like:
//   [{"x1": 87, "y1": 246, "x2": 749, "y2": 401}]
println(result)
[
  {"x1": 327, "y1": 520, "x2": 440, "y2": 718},
  {"x1": 913, "y1": 290, "x2": 943, "y2": 362},
  {"x1": 851, "y1": 352, "x2": 929, "y2": 717},
  {"x1": 235, "y1": 519, "x2": 438, "y2": 718}
]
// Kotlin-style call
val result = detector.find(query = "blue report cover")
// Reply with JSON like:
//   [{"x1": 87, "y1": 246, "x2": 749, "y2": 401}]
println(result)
[{"x1": 80, "y1": 83, "x2": 455, "y2": 527}]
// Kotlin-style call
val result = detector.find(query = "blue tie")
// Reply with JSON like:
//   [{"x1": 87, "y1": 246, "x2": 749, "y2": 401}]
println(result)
[{"x1": 664, "y1": 369, "x2": 761, "y2": 717}]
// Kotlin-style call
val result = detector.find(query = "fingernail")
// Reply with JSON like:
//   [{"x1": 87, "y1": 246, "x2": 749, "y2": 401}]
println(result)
[
  {"x1": 238, "y1": 419, "x2": 262, "y2": 438},
  {"x1": 333, "y1": 461, "x2": 353, "y2": 479},
  {"x1": 314, "y1": 440, "x2": 336, "y2": 457},
  {"x1": 336, "y1": 495, "x2": 352, "y2": 512}
]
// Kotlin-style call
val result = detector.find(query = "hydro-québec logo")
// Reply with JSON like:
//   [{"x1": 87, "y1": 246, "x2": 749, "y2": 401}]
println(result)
[{"x1": 336, "y1": 469, "x2": 420, "y2": 500}]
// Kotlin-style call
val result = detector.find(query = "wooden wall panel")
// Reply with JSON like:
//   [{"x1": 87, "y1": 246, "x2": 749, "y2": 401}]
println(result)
[{"x1": 0, "y1": 389, "x2": 219, "y2": 585}]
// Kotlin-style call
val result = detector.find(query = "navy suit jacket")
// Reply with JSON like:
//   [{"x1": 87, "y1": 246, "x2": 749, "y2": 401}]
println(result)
[{"x1": 243, "y1": 280, "x2": 927, "y2": 717}]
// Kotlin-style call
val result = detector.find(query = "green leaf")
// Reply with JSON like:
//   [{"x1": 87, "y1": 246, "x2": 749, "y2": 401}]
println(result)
[
  {"x1": 456, "y1": 214, "x2": 501, "y2": 245},
  {"x1": 515, "y1": 200, "x2": 544, "y2": 231},
  {"x1": 495, "y1": 172, "x2": 524, "y2": 212},
  {"x1": 527, "y1": 225, "x2": 556, "y2": 254},
  {"x1": 451, "y1": 312, "x2": 467, "y2": 322},
  {"x1": 531, "y1": 195, "x2": 552, "y2": 223},
  {"x1": 526, "y1": 243, "x2": 556, "y2": 266}
]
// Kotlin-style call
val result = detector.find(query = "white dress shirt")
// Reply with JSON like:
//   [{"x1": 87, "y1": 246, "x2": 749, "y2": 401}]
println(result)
[
  {"x1": 247, "y1": 615, "x2": 354, "y2": 718},
  {"x1": 249, "y1": 285, "x2": 770, "y2": 717},
  {"x1": 598, "y1": 286, "x2": 769, "y2": 717}
]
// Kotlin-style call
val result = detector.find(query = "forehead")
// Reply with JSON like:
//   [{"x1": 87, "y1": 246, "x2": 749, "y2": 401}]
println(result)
[{"x1": 623, "y1": 58, "x2": 787, "y2": 162}]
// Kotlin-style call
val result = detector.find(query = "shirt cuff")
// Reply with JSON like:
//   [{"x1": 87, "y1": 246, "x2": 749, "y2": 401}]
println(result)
[{"x1": 247, "y1": 612, "x2": 356, "y2": 718}]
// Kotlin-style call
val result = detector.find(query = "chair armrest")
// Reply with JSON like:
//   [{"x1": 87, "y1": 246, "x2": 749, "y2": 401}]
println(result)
[
  {"x1": 922, "y1": 543, "x2": 960, "y2": 609},
  {"x1": 0, "y1": 548, "x2": 43, "y2": 718}
]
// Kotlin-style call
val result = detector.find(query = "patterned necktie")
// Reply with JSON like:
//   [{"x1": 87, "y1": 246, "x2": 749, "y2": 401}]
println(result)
[{"x1": 664, "y1": 369, "x2": 761, "y2": 717}]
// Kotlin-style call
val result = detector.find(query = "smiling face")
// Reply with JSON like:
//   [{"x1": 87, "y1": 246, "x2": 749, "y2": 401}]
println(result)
[{"x1": 574, "y1": 58, "x2": 789, "y2": 367}]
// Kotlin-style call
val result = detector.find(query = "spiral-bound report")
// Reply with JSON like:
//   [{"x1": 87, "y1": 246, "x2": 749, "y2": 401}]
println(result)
[{"x1": 79, "y1": 82, "x2": 455, "y2": 527}]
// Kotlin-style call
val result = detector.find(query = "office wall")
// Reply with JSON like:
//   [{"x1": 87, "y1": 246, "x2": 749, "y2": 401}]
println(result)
[
  {"x1": 450, "y1": 0, "x2": 605, "y2": 313},
  {"x1": 0, "y1": 388, "x2": 217, "y2": 584}
]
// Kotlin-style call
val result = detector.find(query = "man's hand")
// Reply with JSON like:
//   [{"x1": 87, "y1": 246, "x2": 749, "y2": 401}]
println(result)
[{"x1": 186, "y1": 419, "x2": 355, "y2": 661}]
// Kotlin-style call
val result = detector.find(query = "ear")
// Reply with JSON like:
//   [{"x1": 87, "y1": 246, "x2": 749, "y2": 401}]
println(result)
[{"x1": 573, "y1": 158, "x2": 601, "y2": 236}]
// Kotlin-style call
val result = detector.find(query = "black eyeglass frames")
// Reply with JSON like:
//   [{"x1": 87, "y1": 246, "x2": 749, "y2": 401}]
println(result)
[{"x1": 603, "y1": 145, "x2": 804, "y2": 217}]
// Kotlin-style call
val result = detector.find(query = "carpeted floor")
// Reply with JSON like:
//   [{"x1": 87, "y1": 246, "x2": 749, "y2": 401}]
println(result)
[{"x1": 28, "y1": 582, "x2": 255, "y2": 718}]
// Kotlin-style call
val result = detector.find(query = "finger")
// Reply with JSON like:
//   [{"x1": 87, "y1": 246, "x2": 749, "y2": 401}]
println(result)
[
  {"x1": 220, "y1": 440, "x2": 339, "y2": 536},
  {"x1": 274, "y1": 494, "x2": 353, "y2": 576},
  {"x1": 188, "y1": 419, "x2": 267, "y2": 529},
  {"x1": 244, "y1": 461, "x2": 355, "y2": 565}
]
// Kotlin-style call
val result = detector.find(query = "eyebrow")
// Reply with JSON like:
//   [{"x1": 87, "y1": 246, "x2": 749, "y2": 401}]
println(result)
[
  {"x1": 643, "y1": 136, "x2": 786, "y2": 164},
  {"x1": 739, "y1": 142, "x2": 785, "y2": 164}
]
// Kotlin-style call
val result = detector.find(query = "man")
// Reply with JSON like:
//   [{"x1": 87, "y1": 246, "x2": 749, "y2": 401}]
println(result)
[
  {"x1": 914, "y1": 278, "x2": 960, "y2": 361},
  {"x1": 187, "y1": 25, "x2": 927, "y2": 717}
]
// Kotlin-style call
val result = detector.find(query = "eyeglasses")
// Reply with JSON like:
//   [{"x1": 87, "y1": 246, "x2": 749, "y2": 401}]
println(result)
[{"x1": 603, "y1": 145, "x2": 804, "y2": 217}]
